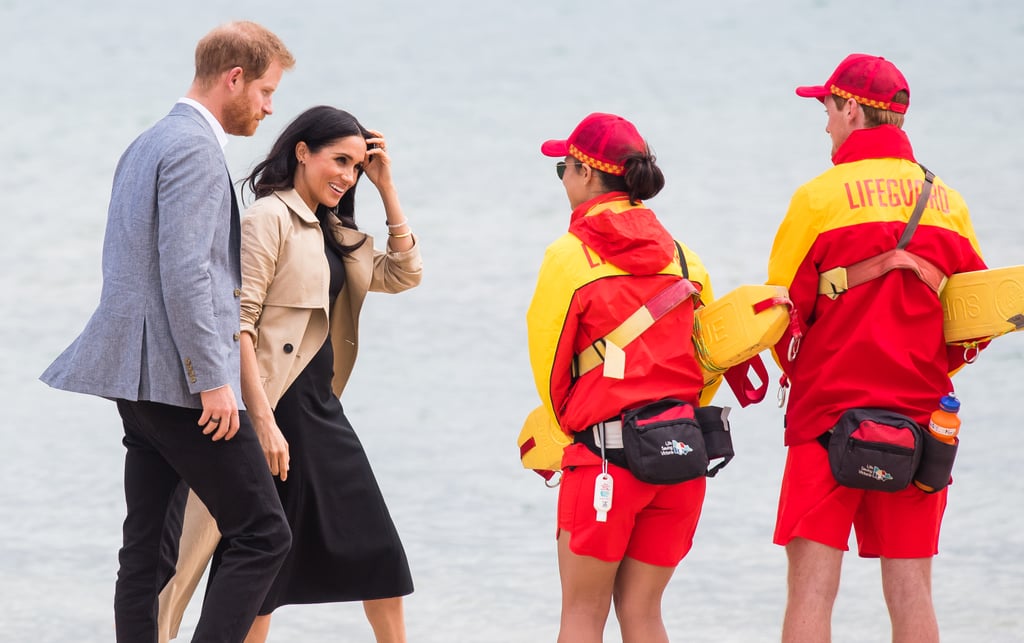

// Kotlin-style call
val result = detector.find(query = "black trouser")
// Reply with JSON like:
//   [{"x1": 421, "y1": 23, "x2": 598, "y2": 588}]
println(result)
[{"x1": 115, "y1": 400, "x2": 291, "y2": 643}]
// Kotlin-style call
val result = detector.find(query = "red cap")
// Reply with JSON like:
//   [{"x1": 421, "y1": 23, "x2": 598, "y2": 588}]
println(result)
[
  {"x1": 796, "y1": 53, "x2": 910, "y2": 114},
  {"x1": 540, "y1": 112, "x2": 646, "y2": 176}
]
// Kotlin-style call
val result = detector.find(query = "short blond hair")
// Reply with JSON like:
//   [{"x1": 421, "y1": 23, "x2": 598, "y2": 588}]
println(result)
[
  {"x1": 194, "y1": 21, "x2": 295, "y2": 88},
  {"x1": 832, "y1": 90, "x2": 908, "y2": 129}
]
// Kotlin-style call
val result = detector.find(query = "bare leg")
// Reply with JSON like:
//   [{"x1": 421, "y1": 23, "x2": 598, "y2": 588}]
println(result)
[
  {"x1": 363, "y1": 597, "x2": 407, "y2": 643},
  {"x1": 612, "y1": 556, "x2": 676, "y2": 643},
  {"x1": 880, "y1": 557, "x2": 938, "y2": 643},
  {"x1": 782, "y1": 537, "x2": 843, "y2": 643},
  {"x1": 556, "y1": 530, "x2": 619, "y2": 643},
  {"x1": 243, "y1": 614, "x2": 271, "y2": 643}
]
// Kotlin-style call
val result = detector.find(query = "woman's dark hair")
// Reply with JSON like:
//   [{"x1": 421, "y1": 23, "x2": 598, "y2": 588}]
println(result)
[
  {"x1": 242, "y1": 105, "x2": 372, "y2": 254},
  {"x1": 594, "y1": 149, "x2": 665, "y2": 205}
]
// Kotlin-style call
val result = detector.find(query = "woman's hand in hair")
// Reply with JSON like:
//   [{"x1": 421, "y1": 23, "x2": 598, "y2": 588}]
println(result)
[{"x1": 362, "y1": 129, "x2": 394, "y2": 190}]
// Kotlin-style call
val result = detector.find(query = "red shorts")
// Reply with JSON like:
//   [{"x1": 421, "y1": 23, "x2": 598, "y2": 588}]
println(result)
[
  {"x1": 557, "y1": 444, "x2": 706, "y2": 566},
  {"x1": 774, "y1": 441, "x2": 948, "y2": 558}
]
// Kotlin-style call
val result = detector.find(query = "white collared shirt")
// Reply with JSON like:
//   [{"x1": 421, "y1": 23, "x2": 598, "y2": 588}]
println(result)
[{"x1": 176, "y1": 97, "x2": 228, "y2": 150}]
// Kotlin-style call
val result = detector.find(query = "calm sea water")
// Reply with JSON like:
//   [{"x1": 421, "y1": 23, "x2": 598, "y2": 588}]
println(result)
[{"x1": 2, "y1": 1, "x2": 1023, "y2": 641}]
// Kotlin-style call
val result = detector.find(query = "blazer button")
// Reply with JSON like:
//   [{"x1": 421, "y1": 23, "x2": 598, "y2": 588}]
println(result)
[
  {"x1": 283, "y1": 343, "x2": 294, "y2": 354},
  {"x1": 233, "y1": 332, "x2": 240, "y2": 341},
  {"x1": 233, "y1": 288, "x2": 241, "y2": 297}
]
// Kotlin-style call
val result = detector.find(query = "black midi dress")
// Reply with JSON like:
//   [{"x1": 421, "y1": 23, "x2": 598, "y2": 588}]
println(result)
[{"x1": 255, "y1": 216, "x2": 414, "y2": 613}]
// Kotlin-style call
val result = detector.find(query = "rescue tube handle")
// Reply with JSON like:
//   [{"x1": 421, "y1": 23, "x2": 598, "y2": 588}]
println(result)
[
  {"x1": 724, "y1": 355, "x2": 770, "y2": 407},
  {"x1": 753, "y1": 295, "x2": 803, "y2": 362}
]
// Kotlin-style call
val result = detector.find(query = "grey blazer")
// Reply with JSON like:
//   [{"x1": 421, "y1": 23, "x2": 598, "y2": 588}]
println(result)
[{"x1": 41, "y1": 103, "x2": 243, "y2": 409}]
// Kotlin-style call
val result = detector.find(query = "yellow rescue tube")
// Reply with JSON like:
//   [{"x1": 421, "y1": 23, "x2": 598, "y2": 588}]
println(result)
[
  {"x1": 941, "y1": 265, "x2": 1024, "y2": 343},
  {"x1": 517, "y1": 405, "x2": 570, "y2": 478},
  {"x1": 694, "y1": 284, "x2": 792, "y2": 382}
]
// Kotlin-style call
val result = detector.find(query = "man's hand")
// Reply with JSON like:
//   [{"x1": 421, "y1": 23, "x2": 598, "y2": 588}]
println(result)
[{"x1": 198, "y1": 385, "x2": 240, "y2": 440}]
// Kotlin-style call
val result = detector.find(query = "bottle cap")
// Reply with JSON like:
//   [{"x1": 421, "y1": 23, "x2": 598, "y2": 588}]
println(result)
[{"x1": 939, "y1": 393, "x2": 960, "y2": 413}]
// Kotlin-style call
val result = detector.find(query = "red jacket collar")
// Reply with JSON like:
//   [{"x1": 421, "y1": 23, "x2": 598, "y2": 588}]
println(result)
[
  {"x1": 569, "y1": 191, "x2": 631, "y2": 223},
  {"x1": 832, "y1": 125, "x2": 916, "y2": 165}
]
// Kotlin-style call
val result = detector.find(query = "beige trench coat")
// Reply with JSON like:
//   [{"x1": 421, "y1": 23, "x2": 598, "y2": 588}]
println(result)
[{"x1": 158, "y1": 189, "x2": 422, "y2": 640}]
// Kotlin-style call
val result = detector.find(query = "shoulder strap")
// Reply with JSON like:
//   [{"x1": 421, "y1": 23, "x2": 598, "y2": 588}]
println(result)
[
  {"x1": 896, "y1": 164, "x2": 935, "y2": 249},
  {"x1": 675, "y1": 240, "x2": 689, "y2": 279}
]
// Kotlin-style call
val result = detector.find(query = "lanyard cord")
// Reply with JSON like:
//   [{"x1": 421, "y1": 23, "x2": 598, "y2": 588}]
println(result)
[{"x1": 600, "y1": 423, "x2": 608, "y2": 476}]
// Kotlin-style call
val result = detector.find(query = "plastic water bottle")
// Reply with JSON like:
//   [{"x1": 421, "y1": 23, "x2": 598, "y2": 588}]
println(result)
[{"x1": 927, "y1": 393, "x2": 961, "y2": 445}]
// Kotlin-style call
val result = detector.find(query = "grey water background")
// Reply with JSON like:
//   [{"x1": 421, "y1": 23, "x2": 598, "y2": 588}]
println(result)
[{"x1": 2, "y1": 0, "x2": 1022, "y2": 641}]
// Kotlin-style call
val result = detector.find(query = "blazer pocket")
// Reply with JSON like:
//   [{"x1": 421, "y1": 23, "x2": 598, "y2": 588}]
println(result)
[{"x1": 209, "y1": 276, "x2": 237, "y2": 319}]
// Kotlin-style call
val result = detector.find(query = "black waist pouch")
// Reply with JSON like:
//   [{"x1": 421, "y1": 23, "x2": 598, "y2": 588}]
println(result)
[
  {"x1": 823, "y1": 408, "x2": 922, "y2": 492},
  {"x1": 621, "y1": 399, "x2": 708, "y2": 485}
]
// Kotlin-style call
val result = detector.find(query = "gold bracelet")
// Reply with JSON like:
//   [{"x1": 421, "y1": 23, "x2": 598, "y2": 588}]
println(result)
[
  {"x1": 386, "y1": 219, "x2": 409, "y2": 229},
  {"x1": 388, "y1": 230, "x2": 412, "y2": 239}
]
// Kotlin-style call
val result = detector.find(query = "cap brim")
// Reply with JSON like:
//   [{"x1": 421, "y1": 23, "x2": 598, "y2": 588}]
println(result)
[
  {"x1": 540, "y1": 139, "x2": 569, "y2": 157},
  {"x1": 795, "y1": 84, "x2": 830, "y2": 99}
]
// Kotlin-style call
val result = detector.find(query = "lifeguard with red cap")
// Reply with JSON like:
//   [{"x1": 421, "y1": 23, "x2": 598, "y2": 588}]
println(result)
[
  {"x1": 767, "y1": 54, "x2": 987, "y2": 643},
  {"x1": 526, "y1": 112, "x2": 720, "y2": 642}
]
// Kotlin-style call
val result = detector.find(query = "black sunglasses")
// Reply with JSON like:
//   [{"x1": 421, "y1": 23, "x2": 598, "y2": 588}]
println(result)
[{"x1": 556, "y1": 159, "x2": 583, "y2": 179}]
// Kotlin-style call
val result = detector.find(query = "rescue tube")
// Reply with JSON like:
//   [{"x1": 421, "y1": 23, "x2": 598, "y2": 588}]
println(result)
[
  {"x1": 941, "y1": 265, "x2": 1024, "y2": 343},
  {"x1": 694, "y1": 284, "x2": 793, "y2": 383},
  {"x1": 517, "y1": 405, "x2": 570, "y2": 483}
]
